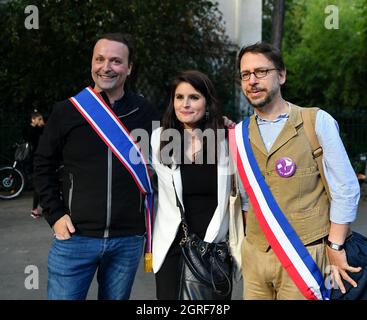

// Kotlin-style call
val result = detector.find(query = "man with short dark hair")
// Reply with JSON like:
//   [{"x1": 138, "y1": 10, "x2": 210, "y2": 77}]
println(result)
[
  {"x1": 34, "y1": 33, "x2": 160, "y2": 300},
  {"x1": 232, "y1": 42, "x2": 361, "y2": 300},
  {"x1": 24, "y1": 110, "x2": 45, "y2": 218}
]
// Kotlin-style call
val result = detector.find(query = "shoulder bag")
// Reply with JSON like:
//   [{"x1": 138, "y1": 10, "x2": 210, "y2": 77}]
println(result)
[{"x1": 173, "y1": 179, "x2": 232, "y2": 300}]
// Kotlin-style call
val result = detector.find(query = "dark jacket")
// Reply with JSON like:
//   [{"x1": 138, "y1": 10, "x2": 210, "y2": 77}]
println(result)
[
  {"x1": 22, "y1": 125, "x2": 44, "y2": 172},
  {"x1": 34, "y1": 89, "x2": 160, "y2": 238},
  {"x1": 23, "y1": 125, "x2": 44, "y2": 152}
]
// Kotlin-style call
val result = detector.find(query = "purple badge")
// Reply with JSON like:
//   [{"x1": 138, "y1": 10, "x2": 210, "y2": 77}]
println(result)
[{"x1": 275, "y1": 157, "x2": 296, "y2": 178}]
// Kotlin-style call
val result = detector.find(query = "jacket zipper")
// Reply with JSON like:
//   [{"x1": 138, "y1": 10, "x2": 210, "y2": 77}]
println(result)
[
  {"x1": 68, "y1": 173, "x2": 74, "y2": 216},
  {"x1": 118, "y1": 107, "x2": 139, "y2": 119},
  {"x1": 104, "y1": 149, "x2": 113, "y2": 238},
  {"x1": 103, "y1": 106, "x2": 139, "y2": 237}
]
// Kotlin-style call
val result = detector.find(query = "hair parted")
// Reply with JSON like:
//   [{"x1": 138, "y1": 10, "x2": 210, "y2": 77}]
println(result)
[{"x1": 237, "y1": 42, "x2": 285, "y2": 73}]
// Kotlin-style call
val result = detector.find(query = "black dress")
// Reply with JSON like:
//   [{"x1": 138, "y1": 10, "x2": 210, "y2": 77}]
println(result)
[{"x1": 155, "y1": 160, "x2": 218, "y2": 300}]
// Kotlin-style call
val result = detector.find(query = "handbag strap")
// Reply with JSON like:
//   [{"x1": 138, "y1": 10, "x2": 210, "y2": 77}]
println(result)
[
  {"x1": 172, "y1": 177, "x2": 190, "y2": 242},
  {"x1": 231, "y1": 173, "x2": 239, "y2": 196}
]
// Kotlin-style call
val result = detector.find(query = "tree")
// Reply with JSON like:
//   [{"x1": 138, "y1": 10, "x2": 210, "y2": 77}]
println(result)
[
  {"x1": 262, "y1": 0, "x2": 287, "y2": 48},
  {"x1": 262, "y1": 0, "x2": 273, "y2": 43},
  {"x1": 0, "y1": 0, "x2": 237, "y2": 155},
  {"x1": 281, "y1": 0, "x2": 367, "y2": 156},
  {"x1": 282, "y1": 0, "x2": 367, "y2": 112},
  {"x1": 271, "y1": 0, "x2": 285, "y2": 49}
]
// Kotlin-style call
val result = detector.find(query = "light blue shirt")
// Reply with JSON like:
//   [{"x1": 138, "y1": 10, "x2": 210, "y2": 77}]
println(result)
[{"x1": 240, "y1": 108, "x2": 360, "y2": 224}]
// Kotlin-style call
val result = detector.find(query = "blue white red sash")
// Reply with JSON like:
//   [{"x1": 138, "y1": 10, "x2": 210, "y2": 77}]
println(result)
[
  {"x1": 69, "y1": 86, "x2": 153, "y2": 271},
  {"x1": 229, "y1": 118, "x2": 329, "y2": 300}
]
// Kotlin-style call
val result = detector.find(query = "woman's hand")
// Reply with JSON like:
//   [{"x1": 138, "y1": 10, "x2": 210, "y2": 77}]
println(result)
[{"x1": 223, "y1": 116, "x2": 236, "y2": 129}]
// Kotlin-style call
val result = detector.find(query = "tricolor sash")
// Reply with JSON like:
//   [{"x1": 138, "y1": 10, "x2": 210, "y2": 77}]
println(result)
[
  {"x1": 229, "y1": 118, "x2": 330, "y2": 300},
  {"x1": 69, "y1": 86, "x2": 154, "y2": 272}
]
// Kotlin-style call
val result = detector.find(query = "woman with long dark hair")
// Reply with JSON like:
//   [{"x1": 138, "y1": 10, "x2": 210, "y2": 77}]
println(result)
[{"x1": 151, "y1": 70, "x2": 233, "y2": 300}]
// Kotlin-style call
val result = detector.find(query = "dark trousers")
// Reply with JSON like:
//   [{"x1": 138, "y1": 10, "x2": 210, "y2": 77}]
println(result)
[
  {"x1": 155, "y1": 231, "x2": 184, "y2": 300},
  {"x1": 32, "y1": 191, "x2": 39, "y2": 210}
]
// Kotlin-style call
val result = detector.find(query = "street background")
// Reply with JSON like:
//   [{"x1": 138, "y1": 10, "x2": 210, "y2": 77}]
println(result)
[
  {"x1": 0, "y1": 191, "x2": 246, "y2": 300},
  {"x1": 0, "y1": 184, "x2": 366, "y2": 300}
]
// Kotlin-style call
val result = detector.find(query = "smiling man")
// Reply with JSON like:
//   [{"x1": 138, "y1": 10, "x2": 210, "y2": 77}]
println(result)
[
  {"x1": 232, "y1": 42, "x2": 361, "y2": 300},
  {"x1": 91, "y1": 38, "x2": 132, "y2": 103},
  {"x1": 34, "y1": 33, "x2": 160, "y2": 300}
]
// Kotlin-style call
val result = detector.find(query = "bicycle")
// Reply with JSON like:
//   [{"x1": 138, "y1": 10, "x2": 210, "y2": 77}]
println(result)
[{"x1": 0, "y1": 142, "x2": 31, "y2": 200}]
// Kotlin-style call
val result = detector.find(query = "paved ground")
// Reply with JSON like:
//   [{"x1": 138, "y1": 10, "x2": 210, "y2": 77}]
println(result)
[
  {"x1": 0, "y1": 192, "x2": 243, "y2": 300},
  {"x1": 0, "y1": 185, "x2": 366, "y2": 300}
]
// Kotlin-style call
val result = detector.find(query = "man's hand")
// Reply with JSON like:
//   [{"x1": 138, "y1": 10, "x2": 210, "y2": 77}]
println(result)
[
  {"x1": 326, "y1": 246, "x2": 362, "y2": 294},
  {"x1": 327, "y1": 222, "x2": 362, "y2": 293},
  {"x1": 53, "y1": 214, "x2": 75, "y2": 240}
]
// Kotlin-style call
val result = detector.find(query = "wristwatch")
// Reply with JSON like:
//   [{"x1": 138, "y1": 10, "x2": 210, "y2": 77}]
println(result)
[{"x1": 326, "y1": 239, "x2": 345, "y2": 251}]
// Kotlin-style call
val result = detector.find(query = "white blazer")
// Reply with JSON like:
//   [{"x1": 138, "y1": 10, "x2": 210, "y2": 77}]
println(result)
[{"x1": 151, "y1": 127, "x2": 231, "y2": 273}]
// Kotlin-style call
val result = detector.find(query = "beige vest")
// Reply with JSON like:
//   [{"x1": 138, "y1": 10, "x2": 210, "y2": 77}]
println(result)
[{"x1": 246, "y1": 104, "x2": 330, "y2": 252}]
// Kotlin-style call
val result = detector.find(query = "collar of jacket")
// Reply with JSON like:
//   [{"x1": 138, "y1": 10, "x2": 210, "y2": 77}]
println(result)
[{"x1": 99, "y1": 90, "x2": 142, "y2": 117}]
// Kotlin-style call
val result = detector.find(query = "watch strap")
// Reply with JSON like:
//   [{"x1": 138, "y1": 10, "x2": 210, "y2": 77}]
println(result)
[{"x1": 326, "y1": 239, "x2": 345, "y2": 251}]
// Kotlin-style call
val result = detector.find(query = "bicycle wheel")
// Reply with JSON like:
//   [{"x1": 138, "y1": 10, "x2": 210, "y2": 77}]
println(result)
[{"x1": 0, "y1": 167, "x2": 25, "y2": 199}]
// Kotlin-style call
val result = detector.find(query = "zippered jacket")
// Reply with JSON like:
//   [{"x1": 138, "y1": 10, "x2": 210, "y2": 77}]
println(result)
[{"x1": 34, "y1": 90, "x2": 160, "y2": 238}]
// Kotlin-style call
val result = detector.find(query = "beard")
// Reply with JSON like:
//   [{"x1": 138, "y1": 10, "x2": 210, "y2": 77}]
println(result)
[{"x1": 246, "y1": 85, "x2": 279, "y2": 109}]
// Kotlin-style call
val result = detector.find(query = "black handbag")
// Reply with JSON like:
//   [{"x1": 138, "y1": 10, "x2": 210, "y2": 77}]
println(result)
[
  {"x1": 330, "y1": 231, "x2": 367, "y2": 300},
  {"x1": 173, "y1": 181, "x2": 232, "y2": 300}
]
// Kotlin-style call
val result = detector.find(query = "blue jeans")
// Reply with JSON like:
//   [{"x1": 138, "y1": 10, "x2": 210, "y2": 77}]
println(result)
[{"x1": 48, "y1": 234, "x2": 144, "y2": 300}]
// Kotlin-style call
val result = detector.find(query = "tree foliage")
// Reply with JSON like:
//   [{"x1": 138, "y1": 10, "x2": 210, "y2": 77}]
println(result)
[
  {"x1": 0, "y1": 0, "x2": 237, "y2": 154},
  {"x1": 262, "y1": 0, "x2": 366, "y2": 157},
  {"x1": 281, "y1": 0, "x2": 367, "y2": 113}
]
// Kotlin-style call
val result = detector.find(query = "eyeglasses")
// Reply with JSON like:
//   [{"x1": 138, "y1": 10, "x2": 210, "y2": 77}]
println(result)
[{"x1": 240, "y1": 68, "x2": 279, "y2": 81}]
